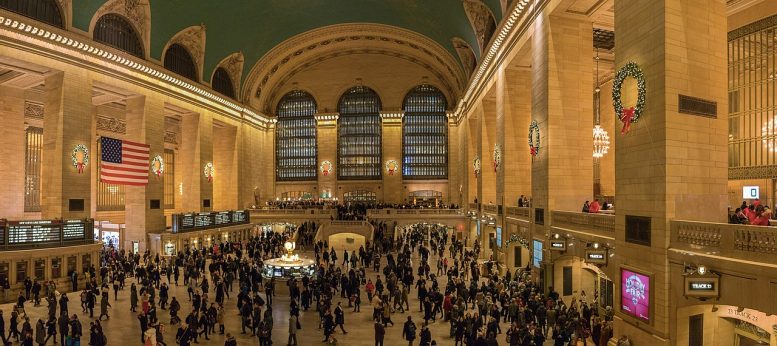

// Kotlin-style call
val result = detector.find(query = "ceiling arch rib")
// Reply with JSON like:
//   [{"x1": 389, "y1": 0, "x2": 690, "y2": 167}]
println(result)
[{"x1": 243, "y1": 24, "x2": 466, "y2": 112}]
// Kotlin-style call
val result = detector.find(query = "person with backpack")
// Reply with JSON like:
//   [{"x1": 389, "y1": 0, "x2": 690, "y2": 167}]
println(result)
[
  {"x1": 68, "y1": 315, "x2": 81, "y2": 346},
  {"x1": 402, "y1": 316, "x2": 417, "y2": 346}
]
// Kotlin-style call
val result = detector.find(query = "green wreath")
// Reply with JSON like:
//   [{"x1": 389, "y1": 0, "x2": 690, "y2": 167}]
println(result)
[
  {"x1": 528, "y1": 120, "x2": 540, "y2": 156},
  {"x1": 71, "y1": 144, "x2": 89, "y2": 173},
  {"x1": 612, "y1": 62, "x2": 646, "y2": 133},
  {"x1": 150, "y1": 155, "x2": 164, "y2": 176}
]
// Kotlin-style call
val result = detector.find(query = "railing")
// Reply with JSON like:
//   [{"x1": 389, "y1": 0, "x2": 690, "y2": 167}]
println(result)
[
  {"x1": 483, "y1": 204, "x2": 498, "y2": 214},
  {"x1": 506, "y1": 206, "x2": 531, "y2": 221},
  {"x1": 550, "y1": 211, "x2": 615, "y2": 236},
  {"x1": 671, "y1": 220, "x2": 777, "y2": 261},
  {"x1": 330, "y1": 220, "x2": 367, "y2": 226},
  {"x1": 367, "y1": 209, "x2": 464, "y2": 217},
  {"x1": 250, "y1": 208, "x2": 335, "y2": 217},
  {"x1": 469, "y1": 203, "x2": 480, "y2": 211}
]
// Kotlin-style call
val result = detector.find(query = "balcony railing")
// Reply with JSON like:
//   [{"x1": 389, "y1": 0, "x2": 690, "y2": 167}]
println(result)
[
  {"x1": 506, "y1": 206, "x2": 531, "y2": 221},
  {"x1": 249, "y1": 208, "x2": 336, "y2": 217},
  {"x1": 469, "y1": 203, "x2": 480, "y2": 211},
  {"x1": 551, "y1": 211, "x2": 615, "y2": 236},
  {"x1": 670, "y1": 220, "x2": 777, "y2": 261},
  {"x1": 483, "y1": 204, "x2": 498, "y2": 214},
  {"x1": 367, "y1": 209, "x2": 464, "y2": 217}
]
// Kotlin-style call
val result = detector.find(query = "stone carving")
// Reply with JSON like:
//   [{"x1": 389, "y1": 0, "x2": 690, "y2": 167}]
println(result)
[
  {"x1": 95, "y1": 0, "x2": 148, "y2": 43},
  {"x1": 452, "y1": 37, "x2": 476, "y2": 78},
  {"x1": 24, "y1": 101, "x2": 44, "y2": 119},
  {"x1": 169, "y1": 25, "x2": 206, "y2": 76},
  {"x1": 463, "y1": 0, "x2": 496, "y2": 52},
  {"x1": 96, "y1": 115, "x2": 127, "y2": 134},
  {"x1": 164, "y1": 131, "x2": 178, "y2": 144},
  {"x1": 216, "y1": 52, "x2": 244, "y2": 95},
  {"x1": 729, "y1": 166, "x2": 777, "y2": 180}
]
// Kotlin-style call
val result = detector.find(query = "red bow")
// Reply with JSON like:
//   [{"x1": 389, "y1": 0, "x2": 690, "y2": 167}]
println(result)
[
  {"x1": 77, "y1": 162, "x2": 84, "y2": 174},
  {"x1": 530, "y1": 146, "x2": 537, "y2": 156},
  {"x1": 494, "y1": 162, "x2": 498, "y2": 172},
  {"x1": 156, "y1": 169, "x2": 163, "y2": 177},
  {"x1": 620, "y1": 107, "x2": 635, "y2": 134},
  {"x1": 323, "y1": 170, "x2": 329, "y2": 176},
  {"x1": 207, "y1": 175, "x2": 212, "y2": 182},
  {"x1": 388, "y1": 169, "x2": 394, "y2": 176}
]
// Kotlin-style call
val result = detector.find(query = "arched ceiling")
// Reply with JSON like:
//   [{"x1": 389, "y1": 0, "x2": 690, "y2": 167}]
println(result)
[{"x1": 71, "y1": 0, "x2": 504, "y2": 85}]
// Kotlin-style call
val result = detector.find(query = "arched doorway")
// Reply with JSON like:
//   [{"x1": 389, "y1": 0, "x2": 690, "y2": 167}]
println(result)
[{"x1": 677, "y1": 305, "x2": 777, "y2": 346}]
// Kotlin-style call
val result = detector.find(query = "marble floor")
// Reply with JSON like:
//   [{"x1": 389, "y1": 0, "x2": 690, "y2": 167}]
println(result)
[{"x1": 0, "y1": 250, "x2": 579, "y2": 346}]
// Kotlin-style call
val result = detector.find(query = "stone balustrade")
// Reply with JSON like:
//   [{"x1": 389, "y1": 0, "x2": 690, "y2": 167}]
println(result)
[
  {"x1": 483, "y1": 204, "x2": 498, "y2": 214},
  {"x1": 505, "y1": 206, "x2": 530, "y2": 221},
  {"x1": 670, "y1": 220, "x2": 777, "y2": 261},
  {"x1": 469, "y1": 203, "x2": 480, "y2": 211},
  {"x1": 550, "y1": 210, "x2": 615, "y2": 237},
  {"x1": 367, "y1": 209, "x2": 464, "y2": 217}
]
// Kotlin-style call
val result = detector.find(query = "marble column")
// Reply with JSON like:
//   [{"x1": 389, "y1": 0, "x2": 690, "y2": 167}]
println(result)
[
  {"x1": 316, "y1": 114, "x2": 338, "y2": 200},
  {"x1": 504, "y1": 67, "x2": 532, "y2": 205},
  {"x1": 179, "y1": 111, "x2": 213, "y2": 212},
  {"x1": 213, "y1": 123, "x2": 238, "y2": 210},
  {"x1": 0, "y1": 85, "x2": 25, "y2": 218},
  {"x1": 381, "y1": 113, "x2": 403, "y2": 204},
  {"x1": 613, "y1": 0, "x2": 728, "y2": 343},
  {"x1": 41, "y1": 72, "x2": 93, "y2": 220}
]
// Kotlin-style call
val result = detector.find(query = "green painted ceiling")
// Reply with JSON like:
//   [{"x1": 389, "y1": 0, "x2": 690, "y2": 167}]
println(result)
[{"x1": 72, "y1": 1, "x2": 504, "y2": 84}]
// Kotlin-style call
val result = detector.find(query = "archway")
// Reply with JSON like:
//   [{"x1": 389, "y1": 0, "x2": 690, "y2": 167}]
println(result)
[{"x1": 676, "y1": 305, "x2": 777, "y2": 346}]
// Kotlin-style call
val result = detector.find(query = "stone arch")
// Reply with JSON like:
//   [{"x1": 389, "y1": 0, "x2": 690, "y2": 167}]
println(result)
[
  {"x1": 88, "y1": 0, "x2": 151, "y2": 59},
  {"x1": 462, "y1": 0, "x2": 497, "y2": 53},
  {"x1": 162, "y1": 25, "x2": 206, "y2": 82},
  {"x1": 452, "y1": 37, "x2": 477, "y2": 79},
  {"x1": 211, "y1": 52, "x2": 244, "y2": 97}
]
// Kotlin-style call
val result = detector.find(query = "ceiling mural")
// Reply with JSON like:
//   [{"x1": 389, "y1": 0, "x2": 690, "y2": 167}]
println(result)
[{"x1": 71, "y1": 0, "x2": 502, "y2": 86}]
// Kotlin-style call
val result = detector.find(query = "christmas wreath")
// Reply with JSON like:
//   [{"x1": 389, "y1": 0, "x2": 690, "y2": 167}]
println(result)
[
  {"x1": 473, "y1": 156, "x2": 481, "y2": 177},
  {"x1": 528, "y1": 120, "x2": 540, "y2": 156},
  {"x1": 385, "y1": 160, "x2": 399, "y2": 175},
  {"x1": 612, "y1": 61, "x2": 647, "y2": 134},
  {"x1": 320, "y1": 160, "x2": 332, "y2": 176},
  {"x1": 150, "y1": 155, "x2": 164, "y2": 177},
  {"x1": 204, "y1": 162, "x2": 214, "y2": 182},
  {"x1": 71, "y1": 144, "x2": 89, "y2": 174},
  {"x1": 493, "y1": 144, "x2": 502, "y2": 172}
]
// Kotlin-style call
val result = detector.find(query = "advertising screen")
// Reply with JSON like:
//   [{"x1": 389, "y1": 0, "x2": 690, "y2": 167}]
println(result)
[
  {"x1": 496, "y1": 227, "x2": 502, "y2": 248},
  {"x1": 532, "y1": 240, "x2": 543, "y2": 268},
  {"x1": 621, "y1": 268, "x2": 650, "y2": 322},
  {"x1": 742, "y1": 186, "x2": 759, "y2": 199}
]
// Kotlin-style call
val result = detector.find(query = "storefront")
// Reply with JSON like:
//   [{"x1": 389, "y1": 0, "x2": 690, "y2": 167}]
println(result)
[{"x1": 93, "y1": 221, "x2": 124, "y2": 248}]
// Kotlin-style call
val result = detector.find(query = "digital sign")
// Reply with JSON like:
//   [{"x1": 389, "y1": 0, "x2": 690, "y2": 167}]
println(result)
[
  {"x1": 684, "y1": 276, "x2": 719, "y2": 299},
  {"x1": 496, "y1": 227, "x2": 502, "y2": 248},
  {"x1": 585, "y1": 249, "x2": 607, "y2": 265},
  {"x1": 549, "y1": 239, "x2": 566, "y2": 251},
  {"x1": 172, "y1": 210, "x2": 250, "y2": 233},
  {"x1": 621, "y1": 268, "x2": 650, "y2": 322},
  {"x1": 742, "y1": 186, "x2": 759, "y2": 199},
  {"x1": 532, "y1": 240, "x2": 543, "y2": 268},
  {"x1": 0, "y1": 219, "x2": 93, "y2": 249}
]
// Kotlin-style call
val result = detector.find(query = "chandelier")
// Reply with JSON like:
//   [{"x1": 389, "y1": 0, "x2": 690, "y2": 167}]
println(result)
[
  {"x1": 593, "y1": 125, "x2": 610, "y2": 158},
  {"x1": 592, "y1": 49, "x2": 610, "y2": 158}
]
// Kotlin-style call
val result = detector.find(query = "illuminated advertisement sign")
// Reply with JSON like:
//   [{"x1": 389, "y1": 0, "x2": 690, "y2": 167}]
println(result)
[{"x1": 621, "y1": 268, "x2": 650, "y2": 322}]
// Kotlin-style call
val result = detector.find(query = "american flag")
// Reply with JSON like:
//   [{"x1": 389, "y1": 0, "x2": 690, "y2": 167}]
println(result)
[{"x1": 99, "y1": 137, "x2": 150, "y2": 186}]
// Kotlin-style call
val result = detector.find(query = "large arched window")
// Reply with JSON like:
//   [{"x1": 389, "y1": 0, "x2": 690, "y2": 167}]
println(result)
[
  {"x1": 163, "y1": 43, "x2": 197, "y2": 81},
  {"x1": 276, "y1": 90, "x2": 317, "y2": 181},
  {"x1": 212, "y1": 67, "x2": 235, "y2": 99},
  {"x1": 0, "y1": 0, "x2": 63, "y2": 28},
  {"x1": 403, "y1": 84, "x2": 448, "y2": 179},
  {"x1": 93, "y1": 14, "x2": 144, "y2": 58},
  {"x1": 338, "y1": 86, "x2": 382, "y2": 180}
]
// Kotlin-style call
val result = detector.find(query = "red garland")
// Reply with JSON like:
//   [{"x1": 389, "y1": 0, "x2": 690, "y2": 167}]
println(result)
[{"x1": 620, "y1": 107, "x2": 635, "y2": 134}]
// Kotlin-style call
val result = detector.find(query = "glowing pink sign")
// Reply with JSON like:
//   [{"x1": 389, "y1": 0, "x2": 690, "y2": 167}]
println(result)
[{"x1": 621, "y1": 268, "x2": 650, "y2": 322}]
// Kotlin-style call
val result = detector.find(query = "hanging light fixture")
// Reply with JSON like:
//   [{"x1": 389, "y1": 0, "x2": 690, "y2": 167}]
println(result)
[{"x1": 593, "y1": 48, "x2": 610, "y2": 158}]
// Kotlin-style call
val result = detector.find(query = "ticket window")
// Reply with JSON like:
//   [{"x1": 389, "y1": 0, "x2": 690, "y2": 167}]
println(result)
[
  {"x1": 81, "y1": 254, "x2": 91, "y2": 274},
  {"x1": 34, "y1": 259, "x2": 46, "y2": 281},
  {"x1": 0, "y1": 262, "x2": 9, "y2": 284},
  {"x1": 51, "y1": 258, "x2": 62, "y2": 279},
  {"x1": 67, "y1": 256, "x2": 77, "y2": 276},
  {"x1": 16, "y1": 261, "x2": 28, "y2": 284}
]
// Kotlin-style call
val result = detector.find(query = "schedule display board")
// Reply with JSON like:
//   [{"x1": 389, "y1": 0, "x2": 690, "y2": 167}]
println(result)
[
  {"x1": 0, "y1": 219, "x2": 93, "y2": 249},
  {"x1": 172, "y1": 210, "x2": 250, "y2": 233}
]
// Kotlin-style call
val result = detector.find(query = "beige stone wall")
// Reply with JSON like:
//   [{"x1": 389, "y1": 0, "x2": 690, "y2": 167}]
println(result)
[
  {"x1": 504, "y1": 67, "x2": 532, "y2": 205},
  {"x1": 382, "y1": 120, "x2": 403, "y2": 204},
  {"x1": 0, "y1": 85, "x2": 26, "y2": 219},
  {"x1": 481, "y1": 93, "x2": 497, "y2": 205}
]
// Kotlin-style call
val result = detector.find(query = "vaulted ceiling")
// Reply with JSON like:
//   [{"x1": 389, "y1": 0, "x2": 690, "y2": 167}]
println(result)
[{"x1": 71, "y1": 0, "x2": 505, "y2": 87}]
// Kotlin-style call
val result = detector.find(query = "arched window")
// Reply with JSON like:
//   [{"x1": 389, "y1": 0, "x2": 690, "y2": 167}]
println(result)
[
  {"x1": 276, "y1": 90, "x2": 317, "y2": 181},
  {"x1": 212, "y1": 67, "x2": 235, "y2": 99},
  {"x1": 0, "y1": 0, "x2": 63, "y2": 28},
  {"x1": 163, "y1": 43, "x2": 197, "y2": 81},
  {"x1": 338, "y1": 86, "x2": 382, "y2": 180},
  {"x1": 402, "y1": 84, "x2": 448, "y2": 179},
  {"x1": 93, "y1": 14, "x2": 143, "y2": 58}
]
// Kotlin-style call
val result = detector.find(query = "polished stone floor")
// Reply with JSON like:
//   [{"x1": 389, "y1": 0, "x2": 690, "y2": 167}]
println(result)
[{"x1": 0, "y1": 250, "x2": 582, "y2": 345}]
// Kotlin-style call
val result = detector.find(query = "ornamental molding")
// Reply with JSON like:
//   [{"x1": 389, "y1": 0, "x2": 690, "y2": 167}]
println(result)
[
  {"x1": 165, "y1": 24, "x2": 206, "y2": 81},
  {"x1": 463, "y1": 0, "x2": 496, "y2": 52},
  {"x1": 728, "y1": 166, "x2": 777, "y2": 180},
  {"x1": 213, "y1": 51, "x2": 244, "y2": 94},
  {"x1": 451, "y1": 37, "x2": 476, "y2": 78},
  {"x1": 90, "y1": 0, "x2": 151, "y2": 55},
  {"x1": 96, "y1": 115, "x2": 127, "y2": 134},
  {"x1": 24, "y1": 101, "x2": 44, "y2": 119},
  {"x1": 163, "y1": 131, "x2": 178, "y2": 144},
  {"x1": 243, "y1": 23, "x2": 466, "y2": 111}
]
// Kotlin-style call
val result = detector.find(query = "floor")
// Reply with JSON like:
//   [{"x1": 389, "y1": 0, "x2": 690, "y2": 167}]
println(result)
[{"x1": 0, "y1": 250, "x2": 578, "y2": 346}]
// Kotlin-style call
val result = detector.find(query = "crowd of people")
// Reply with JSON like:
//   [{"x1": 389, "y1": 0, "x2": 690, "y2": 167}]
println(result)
[{"x1": 730, "y1": 200, "x2": 773, "y2": 226}]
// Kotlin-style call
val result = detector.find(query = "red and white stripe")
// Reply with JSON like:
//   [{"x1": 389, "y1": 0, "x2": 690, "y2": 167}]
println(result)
[{"x1": 100, "y1": 140, "x2": 150, "y2": 186}]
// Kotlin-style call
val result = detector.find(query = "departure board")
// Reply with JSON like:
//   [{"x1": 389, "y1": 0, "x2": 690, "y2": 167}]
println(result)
[
  {"x1": 62, "y1": 220, "x2": 87, "y2": 239},
  {"x1": 7, "y1": 220, "x2": 60, "y2": 244},
  {"x1": 171, "y1": 210, "x2": 249, "y2": 233}
]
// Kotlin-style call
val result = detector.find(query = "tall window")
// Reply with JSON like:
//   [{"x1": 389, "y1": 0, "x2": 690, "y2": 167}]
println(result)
[
  {"x1": 403, "y1": 84, "x2": 448, "y2": 179},
  {"x1": 24, "y1": 127, "x2": 42, "y2": 212},
  {"x1": 338, "y1": 86, "x2": 382, "y2": 180},
  {"x1": 163, "y1": 43, "x2": 197, "y2": 81},
  {"x1": 212, "y1": 67, "x2": 235, "y2": 99},
  {"x1": 276, "y1": 90, "x2": 317, "y2": 181},
  {"x1": 0, "y1": 0, "x2": 63, "y2": 28},
  {"x1": 164, "y1": 149, "x2": 175, "y2": 209},
  {"x1": 94, "y1": 14, "x2": 144, "y2": 58},
  {"x1": 97, "y1": 142, "x2": 125, "y2": 211}
]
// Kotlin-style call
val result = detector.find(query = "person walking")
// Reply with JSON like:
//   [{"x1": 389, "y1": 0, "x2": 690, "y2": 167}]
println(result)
[
  {"x1": 374, "y1": 321, "x2": 385, "y2": 346},
  {"x1": 334, "y1": 302, "x2": 347, "y2": 334},
  {"x1": 34, "y1": 319, "x2": 44, "y2": 346},
  {"x1": 224, "y1": 333, "x2": 236, "y2": 346},
  {"x1": 57, "y1": 313, "x2": 68, "y2": 345},
  {"x1": 288, "y1": 315, "x2": 298, "y2": 346},
  {"x1": 402, "y1": 316, "x2": 417, "y2": 346},
  {"x1": 98, "y1": 295, "x2": 111, "y2": 320}
]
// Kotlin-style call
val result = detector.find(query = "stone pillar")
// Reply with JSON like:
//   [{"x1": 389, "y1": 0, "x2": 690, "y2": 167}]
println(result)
[
  {"x1": 124, "y1": 96, "x2": 165, "y2": 252},
  {"x1": 495, "y1": 67, "x2": 506, "y2": 209},
  {"x1": 504, "y1": 67, "x2": 532, "y2": 205},
  {"x1": 316, "y1": 114, "x2": 338, "y2": 200},
  {"x1": 531, "y1": 12, "x2": 594, "y2": 213},
  {"x1": 41, "y1": 72, "x2": 93, "y2": 219},
  {"x1": 213, "y1": 123, "x2": 238, "y2": 210},
  {"x1": 613, "y1": 0, "x2": 728, "y2": 344},
  {"x1": 0, "y1": 86, "x2": 25, "y2": 218},
  {"x1": 481, "y1": 97, "x2": 496, "y2": 205},
  {"x1": 179, "y1": 111, "x2": 213, "y2": 212},
  {"x1": 381, "y1": 113, "x2": 403, "y2": 204}
]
